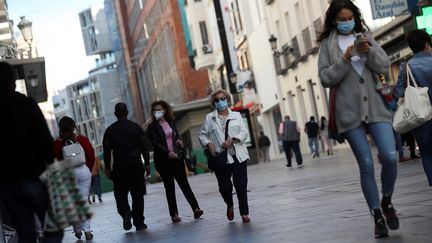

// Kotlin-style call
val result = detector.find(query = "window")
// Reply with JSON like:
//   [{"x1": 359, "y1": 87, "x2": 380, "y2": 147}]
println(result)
[
  {"x1": 291, "y1": 36, "x2": 301, "y2": 60},
  {"x1": 199, "y1": 21, "x2": 209, "y2": 45},
  {"x1": 302, "y1": 27, "x2": 312, "y2": 53},
  {"x1": 231, "y1": 0, "x2": 243, "y2": 33},
  {"x1": 275, "y1": 20, "x2": 283, "y2": 44},
  {"x1": 313, "y1": 18, "x2": 323, "y2": 41},
  {"x1": 284, "y1": 12, "x2": 293, "y2": 40}
]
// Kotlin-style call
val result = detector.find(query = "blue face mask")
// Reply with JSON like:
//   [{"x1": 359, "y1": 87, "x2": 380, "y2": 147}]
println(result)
[
  {"x1": 215, "y1": 100, "x2": 228, "y2": 111},
  {"x1": 336, "y1": 19, "x2": 355, "y2": 34}
]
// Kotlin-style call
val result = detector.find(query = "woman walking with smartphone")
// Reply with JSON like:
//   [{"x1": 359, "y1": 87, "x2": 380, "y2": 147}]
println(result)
[{"x1": 317, "y1": 0, "x2": 399, "y2": 238}]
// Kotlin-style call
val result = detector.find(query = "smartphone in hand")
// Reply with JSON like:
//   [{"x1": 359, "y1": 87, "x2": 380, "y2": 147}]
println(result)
[{"x1": 354, "y1": 33, "x2": 365, "y2": 46}]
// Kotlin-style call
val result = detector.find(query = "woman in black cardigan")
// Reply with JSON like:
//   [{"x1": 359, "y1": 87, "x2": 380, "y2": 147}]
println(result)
[{"x1": 147, "y1": 100, "x2": 203, "y2": 222}]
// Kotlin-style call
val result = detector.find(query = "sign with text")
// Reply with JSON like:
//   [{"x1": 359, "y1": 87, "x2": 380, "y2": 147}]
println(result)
[{"x1": 370, "y1": 0, "x2": 409, "y2": 19}]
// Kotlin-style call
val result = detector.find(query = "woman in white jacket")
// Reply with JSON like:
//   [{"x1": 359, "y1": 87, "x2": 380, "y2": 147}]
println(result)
[{"x1": 198, "y1": 89, "x2": 250, "y2": 223}]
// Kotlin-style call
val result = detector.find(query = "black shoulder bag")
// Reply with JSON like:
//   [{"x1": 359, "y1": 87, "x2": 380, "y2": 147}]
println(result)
[{"x1": 205, "y1": 119, "x2": 230, "y2": 171}]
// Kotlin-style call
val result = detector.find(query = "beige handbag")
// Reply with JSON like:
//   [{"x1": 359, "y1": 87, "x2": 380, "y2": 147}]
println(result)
[{"x1": 393, "y1": 64, "x2": 432, "y2": 133}]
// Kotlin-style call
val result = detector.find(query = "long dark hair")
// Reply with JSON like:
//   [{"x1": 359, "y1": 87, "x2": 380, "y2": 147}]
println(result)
[
  {"x1": 318, "y1": 0, "x2": 368, "y2": 42},
  {"x1": 151, "y1": 100, "x2": 174, "y2": 121},
  {"x1": 58, "y1": 116, "x2": 78, "y2": 141}
]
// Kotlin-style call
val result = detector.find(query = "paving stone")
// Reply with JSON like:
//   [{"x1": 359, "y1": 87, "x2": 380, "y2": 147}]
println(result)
[{"x1": 63, "y1": 147, "x2": 432, "y2": 243}]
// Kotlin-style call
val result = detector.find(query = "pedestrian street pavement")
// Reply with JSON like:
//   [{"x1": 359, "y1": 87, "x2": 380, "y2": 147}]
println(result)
[{"x1": 63, "y1": 147, "x2": 432, "y2": 243}]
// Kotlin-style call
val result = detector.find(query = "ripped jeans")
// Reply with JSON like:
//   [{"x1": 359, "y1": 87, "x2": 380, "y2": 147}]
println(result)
[{"x1": 344, "y1": 122, "x2": 398, "y2": 210}]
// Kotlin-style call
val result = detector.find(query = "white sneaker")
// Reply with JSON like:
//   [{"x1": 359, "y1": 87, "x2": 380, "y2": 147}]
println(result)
[{"x1": 297, "y1": 164, "x2": 303, "y2": 168}]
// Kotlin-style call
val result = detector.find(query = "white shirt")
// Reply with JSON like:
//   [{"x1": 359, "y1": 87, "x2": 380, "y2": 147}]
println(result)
[
  {"x1": 338, "y1": 34, "x2": 367, "y2": 76},
  {"x1": 198, "y1": 109, "x2": 250, "y2": 164}
]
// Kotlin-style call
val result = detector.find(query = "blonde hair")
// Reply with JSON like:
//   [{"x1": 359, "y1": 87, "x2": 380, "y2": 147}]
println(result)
[{"x1": 209, "y1": 89, "x2": 231, "y2": 108}]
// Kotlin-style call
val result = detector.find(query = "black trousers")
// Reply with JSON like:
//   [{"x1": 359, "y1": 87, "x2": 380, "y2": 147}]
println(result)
[
  {"x1": 157, "y1": 159, "x2": 199, "y2": 217},
  {"x1": 112, "y1": 160, "x2": 146, "y2": 226},
  {"x1": 402, "y1": 131, "x2": 417, "y2": 158},
  {"x1": 214, "y1": 156, "x2": 249, "y2": 215},
  {"x1": 282, "y1": 140, "x2": 303, "y2": 166}
]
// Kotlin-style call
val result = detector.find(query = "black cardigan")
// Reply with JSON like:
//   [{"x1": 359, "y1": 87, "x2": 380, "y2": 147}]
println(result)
[{"x1": 147, "y1": 119, "x2": 181, "y2": 165}]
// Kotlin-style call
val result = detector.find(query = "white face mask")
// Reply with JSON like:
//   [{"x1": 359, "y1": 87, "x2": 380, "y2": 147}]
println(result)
[{"x1": 154, "y1": 110, "x2": 165, "y2": 120}]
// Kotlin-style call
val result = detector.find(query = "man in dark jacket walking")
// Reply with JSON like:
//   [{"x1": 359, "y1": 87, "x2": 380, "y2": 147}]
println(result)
[
  {"x1": 103, "y1": 103, "x2": 151, "y2": 231},
  {"x1": 279, "y1": 116, "x2": 303, "y2": 168},
  {"x1": 258, "y1": 131, "x2": 271, "y2": 162},
  {"x1": 305, "y1": 116, "x2": 320, "y2": 158}
]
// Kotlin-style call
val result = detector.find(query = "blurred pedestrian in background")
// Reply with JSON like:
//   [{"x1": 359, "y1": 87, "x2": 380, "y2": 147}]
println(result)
[
  {"x1": 278, "y1": 116, "x2": 303, "y2": 168},
  {"x1": 305, "y1": 116, "x2": 320, "y2": 158},
  {"x1": 258, "y1": 131, "x2": 271, "y2": 162},
  {"x1": 320, "y1": 116, "x2": 334, "y2": 155},
  {"x1": 89, "y1": 155, "x2": 103, "y2": 204}
]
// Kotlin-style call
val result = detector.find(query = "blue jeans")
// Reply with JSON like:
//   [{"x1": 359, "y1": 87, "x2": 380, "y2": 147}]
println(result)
[
  {"x1": 90, "y1": 175, "x2": 102, "y2": 199},
  {"x1": 343, "y1": 122, "x2": 398, "y2": 210},
  {"x1": 308, "y1": 137, "x2": 320, "y2": 157},
  {"x1": 0, "y1": 179, "x2": 64, "y2": 243},
  {"x1": 413, "y1": 121, "x2": 432, "y2": 186}
]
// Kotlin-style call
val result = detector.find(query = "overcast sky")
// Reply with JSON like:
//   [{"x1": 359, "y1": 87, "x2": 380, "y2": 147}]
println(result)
[{"x1": 8, "y1": 0, "x2": 103, "y2": 94}]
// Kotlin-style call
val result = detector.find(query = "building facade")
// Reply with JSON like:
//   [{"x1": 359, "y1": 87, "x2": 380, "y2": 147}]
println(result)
[
  {"x1": 112, "y1": 0, "x2": 211, "y2": 155},
  {"x1": 0, "y1": 0, "x2": 13, "y2": 46},
  {"x1": 262, "y1": 0, "x2": 330, "y2": 153},
  {"x1": 53, "y1": 2, "x2": 131, "y2": 154}
]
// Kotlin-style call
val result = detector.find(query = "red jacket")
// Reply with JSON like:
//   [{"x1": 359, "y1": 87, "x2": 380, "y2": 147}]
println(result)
[{"x1": 54, "y1": 134, "x2": 95, "y2": 171}]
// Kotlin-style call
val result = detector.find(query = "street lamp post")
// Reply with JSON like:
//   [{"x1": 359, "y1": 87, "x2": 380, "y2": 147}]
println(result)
[
  {"x1": 17, "y1": 16, "x2": 33, "y2": 58},
  {"x1": 0, "y1": 16, "x2": 34, "y2": 60},
  {"x1": 267, "y1": 34, "x2": 289, "y2": 117},
  {"x1": 268, "y1": 34, "x2": 278, "y2": 52}
]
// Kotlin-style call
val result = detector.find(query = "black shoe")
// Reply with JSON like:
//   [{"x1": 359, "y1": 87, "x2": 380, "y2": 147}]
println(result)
[
  {"x1": 85, "y1": 231, "x2": 93, "y2": 240},
  {"x1": 123, "y1": 215, "x2": 132, "y2": 230},
  {"x1": 74, "y1": 231, "x2": 82, "y2": 240},
  {"x1": 373, "y1": 209, "x2": 389, "y2": 238},
  {"x1": 171, "y1": 215, "x2": 181, "y2": 223},
  {"x1": 286, "y1": 164, "x2": 292, "y2": 168},
  {"x1": 381, "y1": 203, "x2": 399, "y2": 230},
  {"x1": 194, "y1": 208, "x2": 203, "y2": 219},
  {"x1": 135, "y1": 223, "x2": 147, "y2": 231}
]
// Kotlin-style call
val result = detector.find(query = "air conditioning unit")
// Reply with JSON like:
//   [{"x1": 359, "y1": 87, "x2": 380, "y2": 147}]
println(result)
[
  {"x1": 202, "y1": 44, "x2": 213, "y2": 54},
  {"x1": 265, "y1": 0, "x2": 275, "y2": 5}
]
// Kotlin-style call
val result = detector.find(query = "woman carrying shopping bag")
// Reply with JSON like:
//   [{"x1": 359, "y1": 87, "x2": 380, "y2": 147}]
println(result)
[{"x1": 394, "y1": 29, "x2": 432, "y2": 186}]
